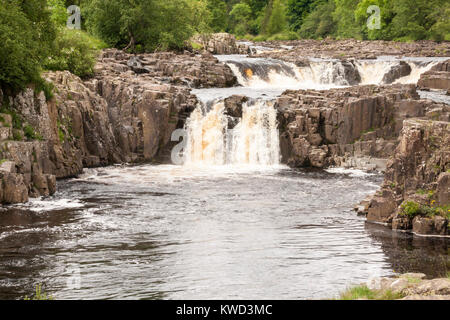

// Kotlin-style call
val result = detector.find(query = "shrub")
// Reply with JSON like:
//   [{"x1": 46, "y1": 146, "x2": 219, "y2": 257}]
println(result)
[
  {"x1": 267, "y1": 31, "x2": 299, "y2": 41},
  {"x1": 0, "y1": 4, "x2": 41, "y2": 92},
  {"x1": 23, "y1": 124, "x2": 43, "y2": 141},
  {"x1": 44, "y1": 28, "x2": 106, "y2": 79},
  {"x1": 400, "y1": 201, "x2": 421, "y2": 218}
]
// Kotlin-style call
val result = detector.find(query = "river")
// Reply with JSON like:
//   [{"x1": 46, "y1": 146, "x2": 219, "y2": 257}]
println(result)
[{"x1": 0, "y1": 52, "x2": 448, "y2": 300}]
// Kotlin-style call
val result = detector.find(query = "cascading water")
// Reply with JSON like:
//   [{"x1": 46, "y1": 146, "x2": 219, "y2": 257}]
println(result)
[
  {"x1": 188, "y1": 55, "x2": 447, "y2": 168},
  {"x1": 184, "y1": 100, "x2": 280, "y2": 166}
]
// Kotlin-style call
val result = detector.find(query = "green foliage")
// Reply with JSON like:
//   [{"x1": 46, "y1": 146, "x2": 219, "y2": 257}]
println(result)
[
  {"x1": 84, "y1": 0, "x2": 208, "y2": 52},
  {"x1": 48, "y1": 0, "x2": 68, "y2": 26},
  {"x1": 24, "y1": 284, "x2": 53, "y2": 300},
  {"x1": 400, "y1": 200, "x2": 450, "y2": 219},
  {"x1": 0, "y1": 1, "x2": 54, "y2": 92},
  {"x1": 333, "y1": 0, "x2": 363, "y2": 39},
  {"x1": 287, "y1": 0, "x2": 323, "y2": 31},
  {"x1": 231, "y1": 3, "x2": 253, "y2": 35},
  {"x1": 400, "y1": 201, "x2": 421, "y2": 218},
  {"x1": 267, "y1": 30, "x2": 300, "y2": 40},
  {"x1": 299, "y1": 0, "x2": 336, "y2": 38},
  {"x1": 23, "y1": 125, "x2": 43, "y2": 141},
  {"x1": 339, "y1": 285, "x2": 376, "y2": 300},
  {"x1": 207, "y1": 0, "x2": 229, "y2": 32},
  {"x1": 44, "y1": 28, "x2": 105, "y2": 78},
  {"x1": 34, "y1": 78, "x2": 55, "y2": 101},
  {"x1": 266, "y1": 0, "x2": 288, "y2": 35}
]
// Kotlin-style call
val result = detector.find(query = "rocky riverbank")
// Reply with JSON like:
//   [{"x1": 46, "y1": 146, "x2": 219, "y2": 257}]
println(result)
[
  {"x1": 0, "y1": 48, "x2": 237, "y2": 203},
  {"x1": 0, "y1": 35, "x2": 449, "y2": 239},
  {"x1": 339, "y1": 273, "x2": 450, "y2": 300}
]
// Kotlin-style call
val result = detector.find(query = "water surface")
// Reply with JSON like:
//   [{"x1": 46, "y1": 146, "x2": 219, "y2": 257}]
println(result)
[{"x1": 0, "y1": 165, "x2": 448, "y2": 300}]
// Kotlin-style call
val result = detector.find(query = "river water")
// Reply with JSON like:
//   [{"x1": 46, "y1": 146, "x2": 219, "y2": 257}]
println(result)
[
  {"x1": 0, "y1": 53, "x2": 449, "y2": 300},
  {"x1": 0, "y1": 165, "x2": 448, "y2": 300}
]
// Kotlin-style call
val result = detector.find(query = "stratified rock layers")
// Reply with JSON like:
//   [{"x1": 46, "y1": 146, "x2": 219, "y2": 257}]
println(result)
[{"x1": 0, "y1": 49, "x2": 239, "y2": 203}]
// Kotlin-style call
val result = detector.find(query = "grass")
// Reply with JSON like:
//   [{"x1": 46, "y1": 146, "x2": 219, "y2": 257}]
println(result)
[
  {"x1": 338, "y1": 285, "x2": 404, "y2": 300},
  {"x1": 24, "y1": 284, "x2": 53, "y2": 300}
]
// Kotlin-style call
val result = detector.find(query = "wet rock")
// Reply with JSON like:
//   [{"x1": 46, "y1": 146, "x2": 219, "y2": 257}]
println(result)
[
  {"x1": 418, "y1": 59, "x2": 450, "y2": 90},
  {"x1": 413, "y1": 216, "x2": 448, "y2": 236},
  {"x1": 382, "y1": 61, "x2": 412, "y2": 84},
  {"x1": 0, "y1": 172, "x2": 28, "y2": 204}
]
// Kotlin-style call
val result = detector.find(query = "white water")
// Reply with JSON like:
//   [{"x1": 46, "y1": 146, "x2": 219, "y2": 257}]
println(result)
[{"x1": 184, "y1": 100, "x2": 280, "y2": 167}]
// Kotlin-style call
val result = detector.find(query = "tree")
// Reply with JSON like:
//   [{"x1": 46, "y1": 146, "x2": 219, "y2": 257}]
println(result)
[
  {"x1": 84, "y1": 0, "x2": 200, "y2": 52},
  {"x1": 299, "y1": 0, "x2": 336, "y2": 38},
  {"x1": 207, "y1": 0, "x2": 228, "y2": 32},
  {"x1": 0, "y1": 0, "x2": 56, "y2": 92},
  {"x1": 266, "y1": 0, "x2": 288, "y2": 35},
  {"x1": 230, "y1": 2, "x2": 252, "y2": 35},
  {"x1": 287, "y1": 0, "x2": 314, "y2": 31},
  {"x1": 333, "y1": 0, "x2": 363, "y2": 39}
]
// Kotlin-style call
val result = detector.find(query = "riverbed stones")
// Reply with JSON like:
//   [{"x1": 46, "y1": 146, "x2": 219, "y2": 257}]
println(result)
[{"x1": 254, "y1": 39, "x2": 450, "y2": 60}]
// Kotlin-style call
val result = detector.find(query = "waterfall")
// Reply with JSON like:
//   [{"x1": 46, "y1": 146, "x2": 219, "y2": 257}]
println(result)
[
  {"x1": 218, "y1": 55, "x2": 446, "y2": 89},
  {"x1": 184, "y1": 100, "x2": 280, "y2": 167}
]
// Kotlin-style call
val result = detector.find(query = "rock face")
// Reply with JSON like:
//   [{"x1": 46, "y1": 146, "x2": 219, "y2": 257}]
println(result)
[
  {"x1": 0, "y1": 48, "x2": 240, "y2": 204},
  {"x1": 191, "y1": 33, "x2": 250, "y2": 55},
  {"x1": 418, "y1": 59, "x2": 450, "y2": 90},
  {"x1": 366, "y1": 120, "x2": 450, "y2": 235},
  {"x1": 273, "y1": 85, "x2": 448, "y2": 170}
]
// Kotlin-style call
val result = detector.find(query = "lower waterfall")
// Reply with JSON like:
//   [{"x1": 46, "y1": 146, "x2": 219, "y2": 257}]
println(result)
[{"x1": 184, "y1": 100, "x2": 280, "y2": 166}]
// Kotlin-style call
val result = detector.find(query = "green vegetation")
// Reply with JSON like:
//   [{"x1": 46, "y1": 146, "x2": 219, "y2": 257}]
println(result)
[
  {"x1": 24, "y1": 284, "x2": 54, "y2": 300},
  {"x1": 338, "y1": 285, "x2": 404, "y2": 300},
  {"x1": 23, "y1": 125, "x2": 43, "y2": 141},
  {"x1": 44, "y1": 28, "x2": 106, "y2": 78},
  {"x1": 1, "y1": 0, "x2": 449, "y2": 98},
  {"x1": 400, "y1": 200, "x2": 450, "y2": 220}
]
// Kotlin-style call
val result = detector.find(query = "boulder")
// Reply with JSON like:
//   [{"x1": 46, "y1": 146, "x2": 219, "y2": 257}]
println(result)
[{"x1": 382, "y1": 61, "x2": 412, "y2": 84}]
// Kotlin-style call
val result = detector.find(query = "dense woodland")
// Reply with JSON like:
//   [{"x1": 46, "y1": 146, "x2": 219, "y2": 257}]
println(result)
[{"x1": 0, "y1": 0, "x2": 449, "y2": 95}]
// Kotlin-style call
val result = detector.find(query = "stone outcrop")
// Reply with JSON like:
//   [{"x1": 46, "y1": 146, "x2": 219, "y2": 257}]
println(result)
[
  {"x1": 363, "y1": 120, "x2": 449, "y2": 235},
  {"x1": 273, "y1": 85, "x2": 449, "y2": 171},
  {"x1": 190, "y1": 33, "x2": 250, "y2": 55},
  {"x1": 0, "y1": 48, "x2": 241, "y2": 204},
  {"x1": 418, "y1": 59, "x2": 450, "y2": 90},
  {"x1": 382, "y1": 61, "x2": 412, "y2": 84}
]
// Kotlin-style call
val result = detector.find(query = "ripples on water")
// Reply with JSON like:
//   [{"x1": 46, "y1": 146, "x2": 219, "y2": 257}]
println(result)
[{"x1": 0, "y1": 165, "x2": 448, "y2": 300}]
